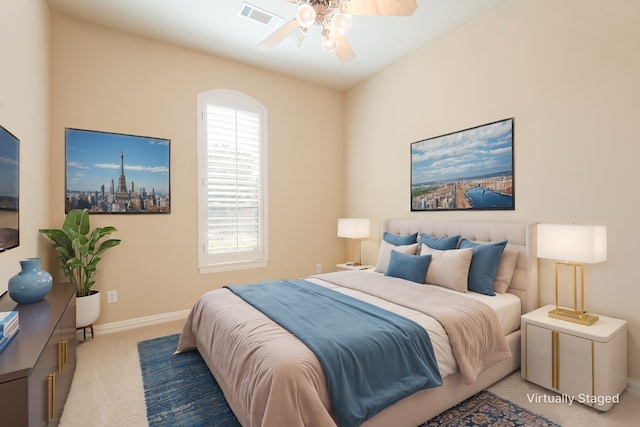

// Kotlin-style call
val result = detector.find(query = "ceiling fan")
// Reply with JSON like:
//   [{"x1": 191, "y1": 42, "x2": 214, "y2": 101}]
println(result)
[{"x1": 259, "y1": 0, "x2": 418, "y2": 62}]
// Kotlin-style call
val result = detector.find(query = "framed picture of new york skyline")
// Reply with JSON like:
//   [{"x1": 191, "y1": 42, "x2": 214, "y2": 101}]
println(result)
[
  {"x1": 411, "y1": 118, "x2": 514, "y2": 211},
  {"x1": 65, "y1": 128, "x2": 170, "y2": 214}
]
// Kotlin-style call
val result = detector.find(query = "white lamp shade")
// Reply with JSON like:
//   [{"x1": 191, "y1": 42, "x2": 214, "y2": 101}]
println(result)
[
  {"x1": 337, "y1": 218, "x2": 370, "y2": 239},
  {"x1": 296, "y1": 4, "x2": 316, "y2": 28},
  {"x1": 321, "y1": 30, "x2": 337, "y2": 52},
  {"x1": 333, "y1": 13, "x2": 352, "y2": 35},
  {"x1": 537, "y1": 224, "x2": 607, "y2": 263}
]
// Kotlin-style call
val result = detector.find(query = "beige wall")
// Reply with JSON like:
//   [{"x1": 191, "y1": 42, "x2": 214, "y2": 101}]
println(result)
[
  {"x1": 344, "y1": 0, "x2": 640, "y2": 380},
  {"x1": 48, "y1": 13, "x2": 346, "y2": 324},
  {"x1": 0, "y1": 2, "x2": 50, "y2": 295}
]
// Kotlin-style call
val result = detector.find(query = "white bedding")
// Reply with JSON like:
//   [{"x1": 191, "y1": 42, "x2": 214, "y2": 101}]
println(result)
[
  {"x1": 178, "y1": 272, "x2": 516, "y2": 427},
  {"x1": 447, "y1": 284, "x2": 522, "y2": 335},
  {"x1": 306, "y1": 274, "x2": 520, "y2": 379},
  {"x1": 334, "y1": 269, "x2": 522, "y2": 334}
]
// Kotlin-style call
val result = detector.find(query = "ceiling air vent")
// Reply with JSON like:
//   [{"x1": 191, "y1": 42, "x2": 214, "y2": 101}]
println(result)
[{"x1": 238, "y1": 2, "x2": 284, "y2": 28}]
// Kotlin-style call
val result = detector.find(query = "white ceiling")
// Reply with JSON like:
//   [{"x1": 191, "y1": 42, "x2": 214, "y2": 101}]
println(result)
[{"x1": 47, "y1": 0, "x2": 509, "y2": 91}]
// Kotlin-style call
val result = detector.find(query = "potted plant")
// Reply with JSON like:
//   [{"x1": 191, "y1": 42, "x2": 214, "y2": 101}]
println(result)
[{"x1": 39, "y1": 209, "x2": 121, "y2": 329}]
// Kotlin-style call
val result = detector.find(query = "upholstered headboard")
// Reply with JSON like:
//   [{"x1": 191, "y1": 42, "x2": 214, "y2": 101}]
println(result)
[{"x1": 381, "y1": 219, "x2": 539, "y2": 314}]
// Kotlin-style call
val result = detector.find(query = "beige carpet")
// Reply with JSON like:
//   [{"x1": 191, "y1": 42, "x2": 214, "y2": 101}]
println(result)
[
  {"x1": 59, "y1": 320, "x2": 185, "y2": 427},
  {"x1": 59, "y1": 320, "x2": 640, "y2": 427}
]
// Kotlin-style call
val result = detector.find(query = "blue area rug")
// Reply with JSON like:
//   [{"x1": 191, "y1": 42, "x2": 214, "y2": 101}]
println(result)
[
  {"x1": 138, "y1": 334, "x2": 240, "y2": 427},
  {"x1": 138, "y1": 334, "x2": 560, "y2": 427}
]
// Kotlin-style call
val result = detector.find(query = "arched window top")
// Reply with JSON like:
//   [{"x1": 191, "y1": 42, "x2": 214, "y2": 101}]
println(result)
[{"x1": 198, "y1": 89, "x2": 266, "y2": 114}]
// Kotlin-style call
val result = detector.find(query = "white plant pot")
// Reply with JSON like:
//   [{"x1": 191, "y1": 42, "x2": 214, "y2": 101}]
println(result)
[{"x1": 76, "y1": 290, "x2": 100, "y2": 328}]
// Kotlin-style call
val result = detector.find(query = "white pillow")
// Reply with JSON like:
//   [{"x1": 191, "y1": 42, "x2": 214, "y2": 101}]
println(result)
[
  {"x1": 420, "y1": 244, "x2": 473, "y2": 292},
  {"x1": 375, "y1": 241, "x2": 419, "y2": 274},
  {"x1": 494, "y1": 247, "x2": 520, "y2": 293}
]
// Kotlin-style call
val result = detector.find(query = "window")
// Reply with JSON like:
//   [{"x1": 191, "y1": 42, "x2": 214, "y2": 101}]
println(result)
[{"x1": 197, "y1": 90, "x2": 268, "y2": 272}]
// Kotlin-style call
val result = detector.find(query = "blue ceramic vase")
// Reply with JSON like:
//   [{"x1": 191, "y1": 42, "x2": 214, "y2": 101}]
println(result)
[{"x1": 8, "y1": 258, "x2": 53, "y2": 304}]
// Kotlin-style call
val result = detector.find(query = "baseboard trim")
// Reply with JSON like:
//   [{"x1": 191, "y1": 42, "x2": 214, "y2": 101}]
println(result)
[
  {"x1": 627, "y1": 377, "x2": 640, "y2": 397},
  {"x1": 93, "y1": 309, "x2": 190, "y2": 335}
]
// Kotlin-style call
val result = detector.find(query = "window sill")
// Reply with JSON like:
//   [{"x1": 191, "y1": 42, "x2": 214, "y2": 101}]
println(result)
[{"x1": 199, "y1": 259, "x2": 268, "y2": 274}]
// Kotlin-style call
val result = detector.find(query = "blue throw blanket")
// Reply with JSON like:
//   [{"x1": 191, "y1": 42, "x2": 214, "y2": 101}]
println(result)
[{"x1": 225, "y1": 280, "x2": 442, "y2": 427}]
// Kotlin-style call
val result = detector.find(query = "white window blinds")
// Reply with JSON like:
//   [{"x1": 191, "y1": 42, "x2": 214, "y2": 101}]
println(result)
[{"x1": 197, "y1": 90, "x2": 268, "y2": 272}]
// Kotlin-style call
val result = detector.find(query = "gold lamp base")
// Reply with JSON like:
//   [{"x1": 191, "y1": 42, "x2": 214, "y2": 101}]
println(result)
[
  {"x1": 549, "y1": 307, "x2": 599, "y2": 326},
  {"x1": 548, "y1": 261, "x2": 599, "y2": 326}
]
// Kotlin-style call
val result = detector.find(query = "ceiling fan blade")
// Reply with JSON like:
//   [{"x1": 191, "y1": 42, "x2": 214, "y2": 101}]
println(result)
[
  {"x1": 344, "y1": 0, "x2": 417, "y2": 16},
  {"x1": 258, "y1": 19, "x2": 299, "y2": 50},
  {"x1": 334, "y1": 34, "x2": 355, "y2": 63}
]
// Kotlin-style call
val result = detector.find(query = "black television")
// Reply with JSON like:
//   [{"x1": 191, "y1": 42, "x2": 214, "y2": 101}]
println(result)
[{"x1": 0, "y1": 124, "x2": 19, "y2": 252}]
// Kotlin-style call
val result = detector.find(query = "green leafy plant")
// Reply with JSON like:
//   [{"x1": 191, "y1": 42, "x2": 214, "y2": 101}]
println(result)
[{"x1": 39, "y1": 209, "x2": 121, "y2": 297}]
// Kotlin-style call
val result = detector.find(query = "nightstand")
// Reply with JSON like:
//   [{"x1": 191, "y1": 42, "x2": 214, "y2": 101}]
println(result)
[
  {"x1": 336, "y1": 263, "x2": 374, "y2": 271},
  {"x1": 521, "y1": 304, "x2": 627, "y2": 411}
]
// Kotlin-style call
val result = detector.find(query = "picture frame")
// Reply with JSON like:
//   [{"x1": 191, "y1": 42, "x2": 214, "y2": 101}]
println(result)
[
  {"x1": 411, "y1": 118, "x2": 514, "y2": 211},
  {"x1": 65, "y1": 128, "x2": 170, "y2": 214}
]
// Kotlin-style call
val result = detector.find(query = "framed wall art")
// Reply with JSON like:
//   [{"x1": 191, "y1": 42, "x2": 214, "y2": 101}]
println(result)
[
  {"x1": 411, "y1": 118, "x2": 514, "y2": 211},
  {"x1": 65, "y1": 128, "x2": 170, "y2": 214}
]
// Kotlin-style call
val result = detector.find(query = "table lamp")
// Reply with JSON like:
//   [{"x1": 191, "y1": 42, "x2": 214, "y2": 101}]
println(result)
[
  {"x1": 337, "y1": 218, "x2": 370, "y2": 266},
  {"x1": 537, "y1": 224, "x2": 607, "y2": 326}
]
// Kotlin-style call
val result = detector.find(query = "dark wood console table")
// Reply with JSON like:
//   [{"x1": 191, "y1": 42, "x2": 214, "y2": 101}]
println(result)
[{"x1": 0, "y1": 283, "x2": 76, "y2": 426}]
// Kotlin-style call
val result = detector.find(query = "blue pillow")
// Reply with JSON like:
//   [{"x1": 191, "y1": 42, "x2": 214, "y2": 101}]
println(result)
[
  {"x1": 383, "y1": 232, "x2": 418, "y2": 246},
  {"x1": 384, "y1": 250, "x2": 432, "y2": 284},
  {"x1": 459, "y1": 239, "x2": 507, "y2": 296},
  {"x1": 419, "y1": 233, "x2": 459, "y2": 250}
]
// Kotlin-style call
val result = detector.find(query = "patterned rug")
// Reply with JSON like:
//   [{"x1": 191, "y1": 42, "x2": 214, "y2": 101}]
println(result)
[
  {"x1": 420, "y1": 390, "x2": 560, "y2": 427},
  {"x1": 138, "y1": 334, "x2": 560, "y2": 427}
]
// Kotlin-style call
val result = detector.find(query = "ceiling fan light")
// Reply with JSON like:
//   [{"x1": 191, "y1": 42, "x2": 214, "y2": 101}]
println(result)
[
  {"x1": 321, "y1": 30, "x2": 337, "y2": 52},
  {"x1": 322, "y1": 40, "x2": 337, "y2": 53},
  {"x1": 296, "y1": 4, "x2": 316, "y2": 28},
  {"x1": 333, "y1": 12, "x2": 352, "y2": 35}
]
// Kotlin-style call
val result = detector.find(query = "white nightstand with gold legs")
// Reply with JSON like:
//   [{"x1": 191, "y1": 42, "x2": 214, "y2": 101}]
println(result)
[{"x1": 521, "y1": 304, "x2": 627, "y2": 411}]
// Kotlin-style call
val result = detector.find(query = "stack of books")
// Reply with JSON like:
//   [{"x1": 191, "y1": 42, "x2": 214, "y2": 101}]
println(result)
[{"x1": 0, "y1": 311, "x2": 20, "y2": 354}]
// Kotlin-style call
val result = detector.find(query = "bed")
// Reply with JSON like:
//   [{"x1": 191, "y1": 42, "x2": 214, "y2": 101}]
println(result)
[{"x1": 177, "y1": 219, "x2": 538, "y2": 427}]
